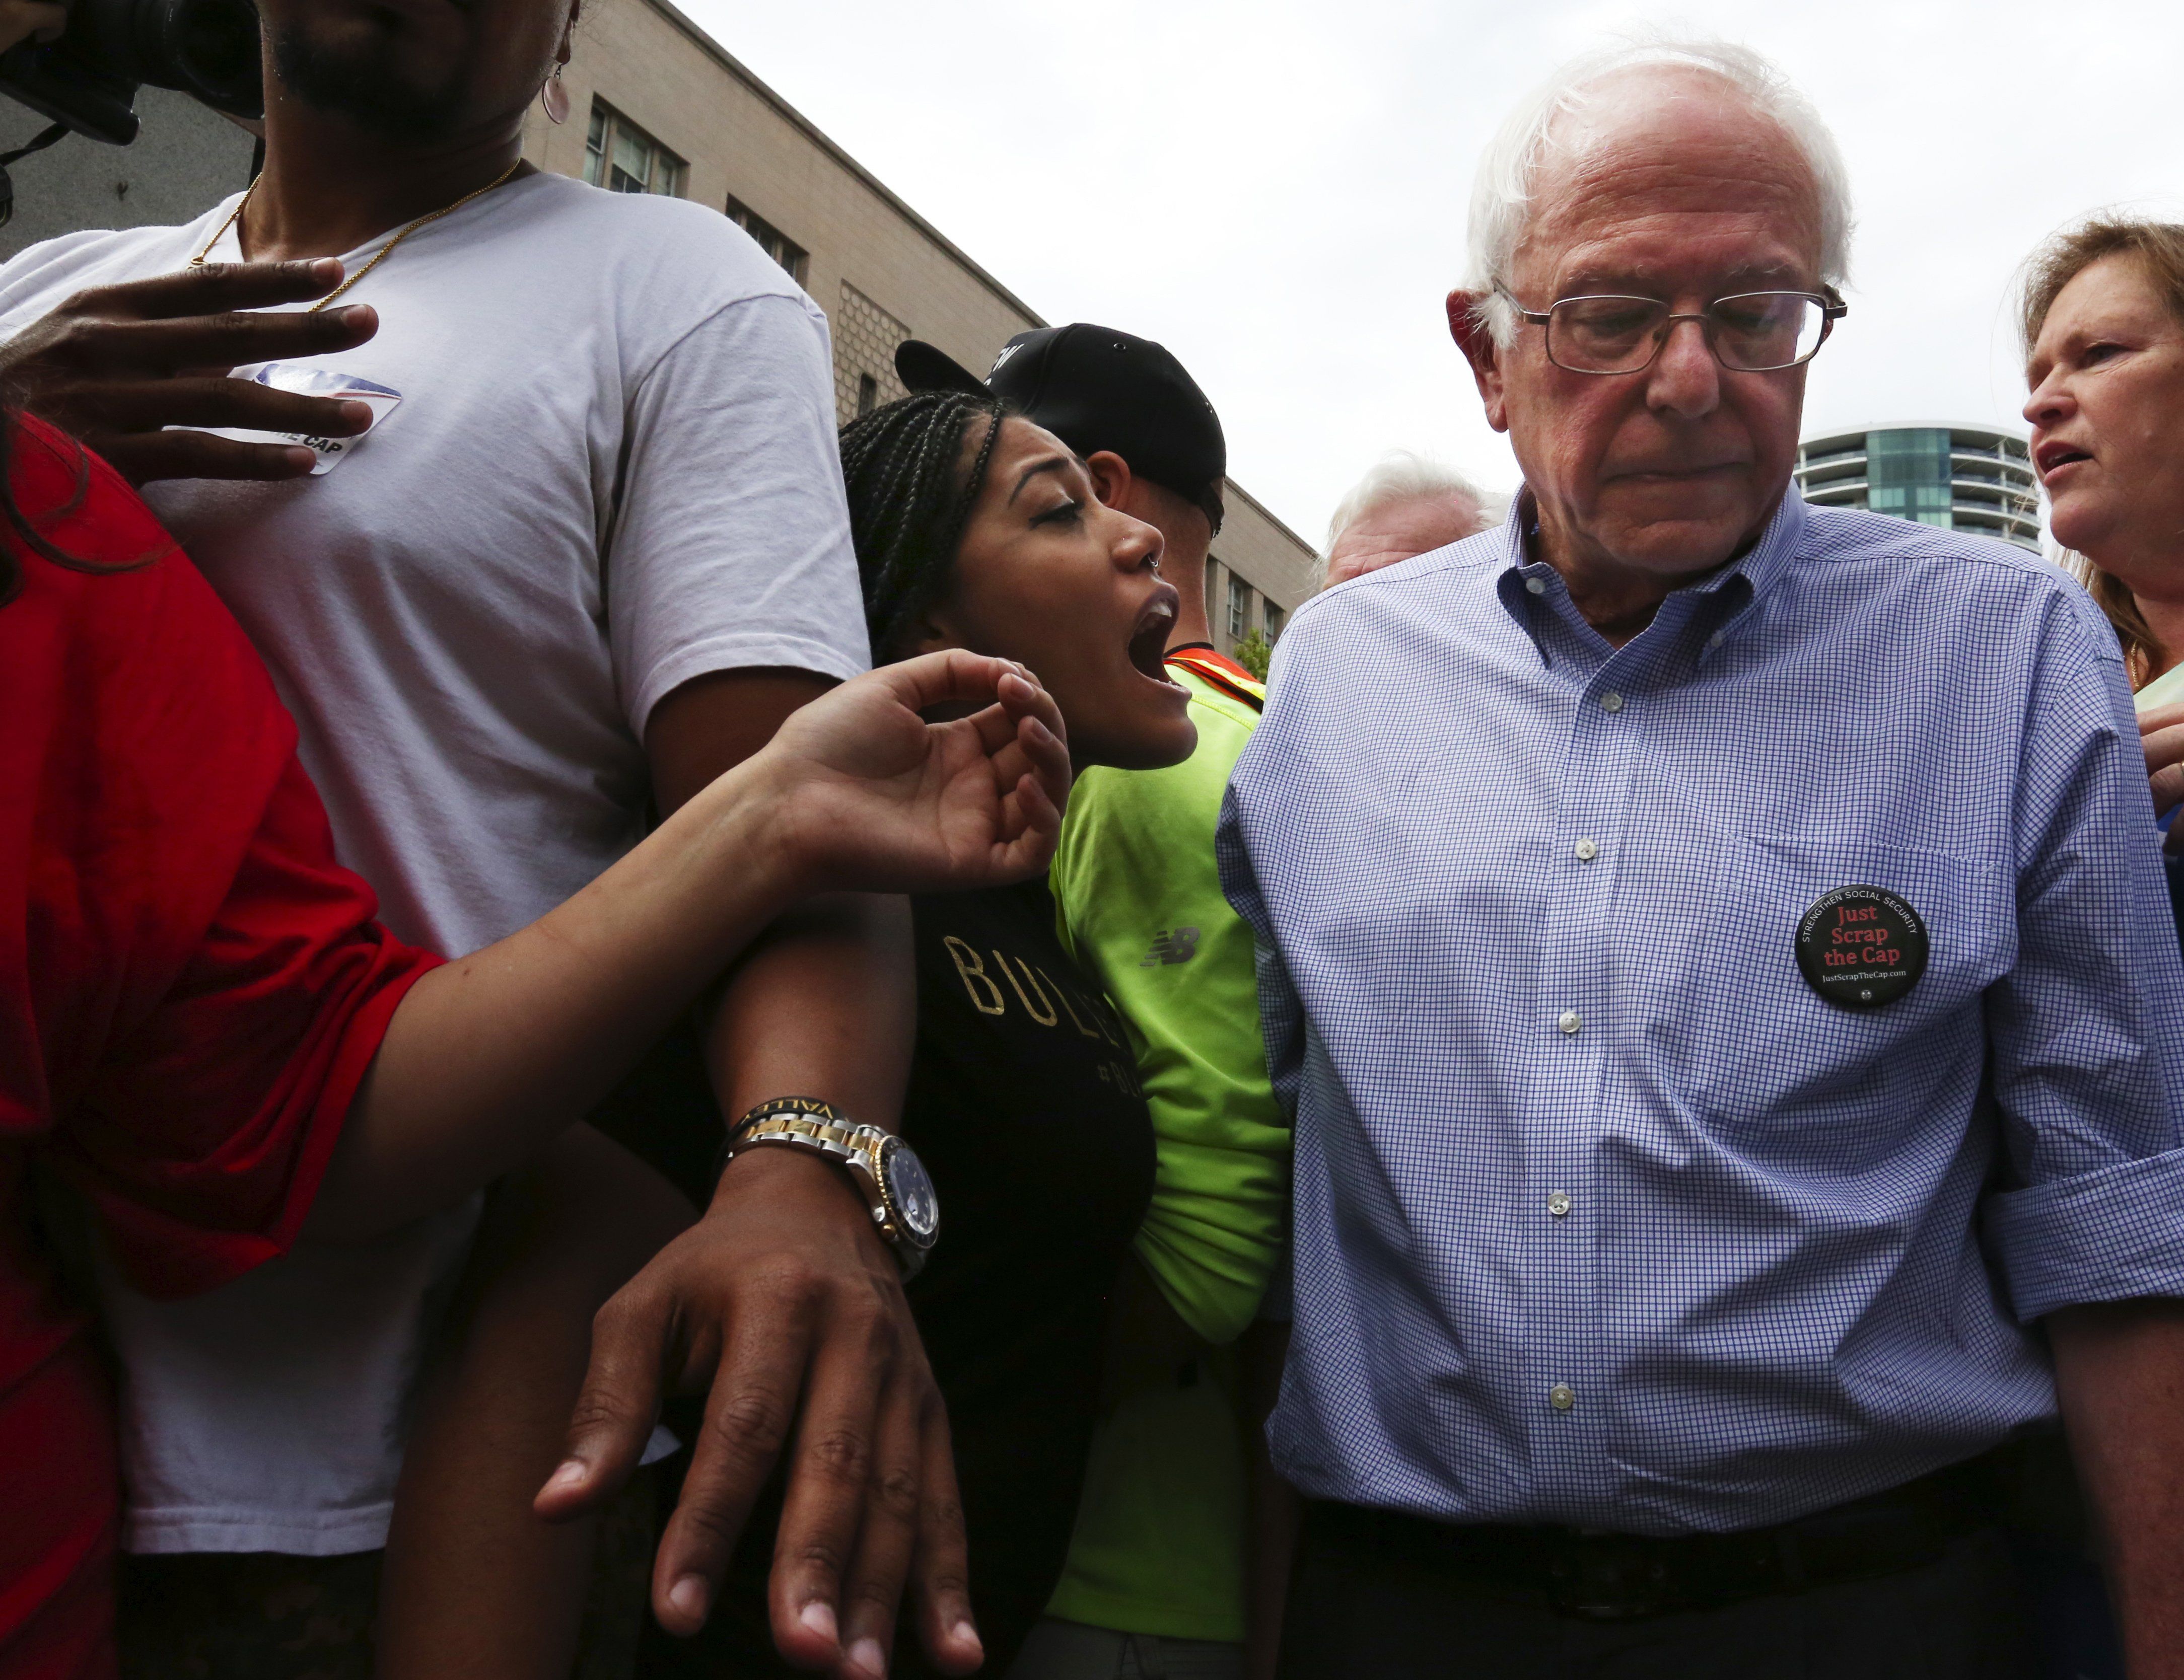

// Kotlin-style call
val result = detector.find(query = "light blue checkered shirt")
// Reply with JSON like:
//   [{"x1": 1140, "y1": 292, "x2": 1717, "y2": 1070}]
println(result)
[{"x1": 1218, "y1": 488, "x2": 2184, "y2": 1535}]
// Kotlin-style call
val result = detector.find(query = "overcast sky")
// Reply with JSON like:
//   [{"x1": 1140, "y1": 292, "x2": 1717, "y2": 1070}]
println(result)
[{"x1": 676, "y1": 0, "x2": 2181, "y2": 545}]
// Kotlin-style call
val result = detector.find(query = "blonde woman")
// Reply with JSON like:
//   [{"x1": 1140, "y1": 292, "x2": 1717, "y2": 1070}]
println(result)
[{"x1": 2021, "y1": 219, "x2": 2184, "y2": 817}]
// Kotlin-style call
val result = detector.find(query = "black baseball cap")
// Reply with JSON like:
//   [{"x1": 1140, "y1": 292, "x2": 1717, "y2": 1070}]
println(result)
[{"x1": 894, "y1": 323, "x2": 1227, "y2": 529}]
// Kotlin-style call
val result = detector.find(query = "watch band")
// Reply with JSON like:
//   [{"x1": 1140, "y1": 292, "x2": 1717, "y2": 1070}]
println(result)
[
  {"x1": 735, "y1": 1107, "x2": 867, "y2": 1165},
  {"x1": 723, "y1": 1097, "x2": 934, "y2": 1278}
]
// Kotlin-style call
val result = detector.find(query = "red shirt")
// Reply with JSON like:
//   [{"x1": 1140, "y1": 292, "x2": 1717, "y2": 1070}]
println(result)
[{"x1": 0, "y1": 418, "x2": 440, "y2": 1677}]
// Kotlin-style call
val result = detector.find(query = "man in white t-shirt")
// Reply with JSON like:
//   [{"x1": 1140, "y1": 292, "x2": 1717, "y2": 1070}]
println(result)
[{"x1": 0, "y1": 0, "x2": 981, "y2": 1673}]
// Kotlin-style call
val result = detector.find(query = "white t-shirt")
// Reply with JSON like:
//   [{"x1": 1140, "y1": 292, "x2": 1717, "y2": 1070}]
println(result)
[{"x1": 0, "y1": 171, "x2": 870, "y2": 1554}]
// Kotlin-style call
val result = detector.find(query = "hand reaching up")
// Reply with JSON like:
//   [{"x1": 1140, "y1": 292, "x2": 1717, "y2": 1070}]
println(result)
[{"x1": 762, "y1": 649, "x2": 1073, "y2": 896}]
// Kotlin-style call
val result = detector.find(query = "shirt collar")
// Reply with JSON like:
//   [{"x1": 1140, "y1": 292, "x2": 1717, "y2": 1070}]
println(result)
[{"x1": 1493, "y1": 482, "x2": 1807, "y2": 649}]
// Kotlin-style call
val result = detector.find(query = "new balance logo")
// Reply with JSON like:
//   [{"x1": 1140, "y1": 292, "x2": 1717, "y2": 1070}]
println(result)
[{"x1": 1141, "y1": 927, "x2": 1202, "y2": 967}]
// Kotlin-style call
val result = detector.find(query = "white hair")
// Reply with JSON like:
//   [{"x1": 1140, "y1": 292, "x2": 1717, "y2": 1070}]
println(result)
[
  {"x1": 1463, "y1": 36, "x2": 1855, "y2": 347},
  {"x1": 1315, "y1": 452, "x2": 1494, "y2": 590}
]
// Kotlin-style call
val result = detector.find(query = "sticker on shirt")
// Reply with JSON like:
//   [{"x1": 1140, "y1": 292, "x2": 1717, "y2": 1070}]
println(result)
[
  {"x1": 200, "y1": 363, "x2": 402, "y2": 474},
  {"x1": 1794, "y1": 885, "x2": 1929, "y2": 1010}
]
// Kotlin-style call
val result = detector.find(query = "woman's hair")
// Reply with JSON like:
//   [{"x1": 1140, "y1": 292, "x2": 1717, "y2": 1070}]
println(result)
[
  {"x1": 0, "y1": 407, "x2": 99, "y2": 609},
  {"x1": 837, "y1": 390, "x2": 1007, "y2": 658},
  {"x1": 2020, "y1": 216, "x2": 2184, "y2": 686}
]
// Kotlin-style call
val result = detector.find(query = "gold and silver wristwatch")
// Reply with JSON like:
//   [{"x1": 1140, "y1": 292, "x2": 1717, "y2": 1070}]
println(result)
[{"x1": 724, "y1": 1097, "x2": 940, "y2": 1279}]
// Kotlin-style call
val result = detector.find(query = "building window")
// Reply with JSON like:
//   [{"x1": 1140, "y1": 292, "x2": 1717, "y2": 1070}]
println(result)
[
  {"x1": 1227, "y1": 572, "x2": 1251, "y2": 641},
  {"x1": 727, "y1": 195, "x2": 808, "y2": 284},
  {"x1": 832, "y1": 284, "x2": 911, "y2": 428},
  {"x1": 1263, "y1": 601, "x2": 1285, "y2": 642},
  {"x1": 584, "y1": 101, "x2": 686, "y2": 198},
  {"x1": 856, "y1": 374, "x2": 878, "y2": 417},
  {"x1": 1866, "y1": 427, "x2": 1953, "y2": 530}
]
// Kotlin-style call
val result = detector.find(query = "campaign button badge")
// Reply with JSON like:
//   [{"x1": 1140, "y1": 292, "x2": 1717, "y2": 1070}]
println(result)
[
  {"x1": 201, "y1": 363, "x2": 403, "y2": 475},
  {"x1": 1794, "y1": 885, "x2": 1928, "y2": 1010}
]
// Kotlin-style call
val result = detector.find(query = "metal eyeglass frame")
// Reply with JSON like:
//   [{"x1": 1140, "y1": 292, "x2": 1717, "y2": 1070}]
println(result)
[{"x1": 1495, "y1": 286, "x2": 1849, "y2": 375}]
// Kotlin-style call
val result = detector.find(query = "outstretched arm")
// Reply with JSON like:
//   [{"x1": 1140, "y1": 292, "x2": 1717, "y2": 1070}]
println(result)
[
  {"x1": 534, "y1": 650, "x2": 1056, "y2": 1678},
  {"x1": 306, "y1": 652, "x2": 1066, "y2": 1238}
]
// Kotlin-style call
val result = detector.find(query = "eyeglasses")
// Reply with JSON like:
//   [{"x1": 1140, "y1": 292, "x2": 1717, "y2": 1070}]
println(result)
[{"x1": 1497, "y1": 287, "x2": 1848, "y2": 375}]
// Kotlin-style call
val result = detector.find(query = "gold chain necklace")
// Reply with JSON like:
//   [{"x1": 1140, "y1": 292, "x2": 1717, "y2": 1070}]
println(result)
[{"x1": 186, "y1": 158, "x2": 525, "y2": 312}]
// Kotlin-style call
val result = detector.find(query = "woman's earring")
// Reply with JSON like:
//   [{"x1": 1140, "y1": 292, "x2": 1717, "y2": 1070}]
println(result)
[{"x1": 541, "y1": 63, "x2": 571, "y2": 125}]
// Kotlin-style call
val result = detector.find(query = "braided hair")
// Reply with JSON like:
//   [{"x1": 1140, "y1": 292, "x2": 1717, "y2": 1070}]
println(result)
[{"x1": 838, "y1": 390, "x2": 1008, "y2": 658}]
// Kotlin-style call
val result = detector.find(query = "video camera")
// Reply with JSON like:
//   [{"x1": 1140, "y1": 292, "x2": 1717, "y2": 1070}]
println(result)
[{"x1": 0, "y1": 0, "x2": 261, "y2": 149}]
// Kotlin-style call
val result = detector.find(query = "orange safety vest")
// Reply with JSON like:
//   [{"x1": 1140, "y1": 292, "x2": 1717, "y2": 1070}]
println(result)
[{"x1": 1164, "y1": 646, "x2": 1265, "y2": 713}]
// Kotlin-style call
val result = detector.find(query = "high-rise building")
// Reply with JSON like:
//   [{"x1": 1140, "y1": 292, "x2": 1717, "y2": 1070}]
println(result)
[{"x1": 1794, "y1": 424, "x2": 2039, "y2": 552}]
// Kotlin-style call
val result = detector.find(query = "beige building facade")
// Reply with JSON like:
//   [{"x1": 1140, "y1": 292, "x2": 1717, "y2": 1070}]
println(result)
[{"x1": 520, "y1": 0, "x2": 1313, "y2": 658}]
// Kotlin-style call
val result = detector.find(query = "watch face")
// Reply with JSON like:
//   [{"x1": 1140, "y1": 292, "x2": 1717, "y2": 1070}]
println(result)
[{"x1": 880, "y1": 1139, "x2": 940, "y2": 1246}]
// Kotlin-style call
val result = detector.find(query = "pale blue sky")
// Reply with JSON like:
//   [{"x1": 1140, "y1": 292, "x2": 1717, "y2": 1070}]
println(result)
[{"x1": 677, "y1": 0, "x2": 2182, "y2": 544}]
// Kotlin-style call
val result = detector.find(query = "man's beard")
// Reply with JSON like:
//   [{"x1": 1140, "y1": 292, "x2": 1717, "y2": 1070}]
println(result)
[{"x1": 270, "y1": 23, "x2": 468, "y2": 143}]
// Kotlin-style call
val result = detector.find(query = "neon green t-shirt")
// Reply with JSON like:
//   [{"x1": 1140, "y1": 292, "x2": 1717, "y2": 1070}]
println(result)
[{"x1": 1043, "y1": 653, "x2": 1291, "y2": 1642}]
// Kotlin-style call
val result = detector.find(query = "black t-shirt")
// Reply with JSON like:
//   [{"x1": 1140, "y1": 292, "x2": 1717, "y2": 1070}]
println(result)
[{"x1": 662, "y1": 878, "x2": 1155, "y2": 1676}]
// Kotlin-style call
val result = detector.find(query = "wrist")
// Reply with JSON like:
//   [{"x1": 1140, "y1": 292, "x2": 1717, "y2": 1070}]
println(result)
[
  {"x1": 680, "y1": 752, "x2": 819, "y2": 908},
  {"x1": 719, "y1": 1097, "x2": 939, "y2": 1278},
  {"x1": 708, "y1": 1133, "x2": 868, "y2": 1218}
]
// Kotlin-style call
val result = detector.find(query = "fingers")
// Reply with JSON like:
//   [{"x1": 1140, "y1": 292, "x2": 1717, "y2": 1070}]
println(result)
[
  {"x1": 988, "y1": 715, "x2": 1069, "y2": 874},
  {"x1": 2143, "y1": 721, "x2": 2184, "y2": 774},
  {"x1": 767, "y1": 1289, "x2": 902, "y2": 1670},
  {"x1": 652, "y1": 1284, "x2": 814, "y2": 1638},
  {"x1": 98, "y1": 429, "x2": 320, "y2": 485},
  {"x1": 534, "y1": 1281, "x2": 679, "y2": 1525},
  {"x1": 872, "y1": 648, "x2": 1041, "y2": 719},
  {"x1": 2143, "y1": 724, "x2": 2184, "y2": 817},
  {"x1": 69, "y1": 378, "x2": 377, "y2": 438},
  {"x1": 957, "y1": 670, "x2": 1064, "y2": 763},
  {"x1": 1014, "y1": 707, "x2": 1072, "y2": 810},
  {"x1": 906, "y1": 1400, "x2": 982, "y2": 1676},
  {"x1": 996, "y1": 666, "x2": 1065, "y2": 746},
  {"x1": 67, "y1": 304, "x2": 378, "y2": 377},
  {"x1": 2140, "y1": 701, "x2": 2184, "y2": 739},
  {"x1": 69, "y1": 260, "x2": 355, "y2": 324},
  {"x1": 831, "y1": 1386, "x2": 919, "y2": 1680},
  {"x1": 1015, "y1": 765, "x2": 1065, "y2": 844},
  {"x1": 38, "y1": 368, "x2": 377, "y2": 484}
]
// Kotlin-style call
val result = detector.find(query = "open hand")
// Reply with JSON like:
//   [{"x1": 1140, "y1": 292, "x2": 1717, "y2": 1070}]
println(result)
[
  {"x1": 0, "y1": 259, "x2": 380, "y2": 482},
  {"x1": 536, "y1": 1146, "x2": 982, "y2": 1679},
  {"x1": 764, "y1": 649, "x2": 1071, "y2": 896}
]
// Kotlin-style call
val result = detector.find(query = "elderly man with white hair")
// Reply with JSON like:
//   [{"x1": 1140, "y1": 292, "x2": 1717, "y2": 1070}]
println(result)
[
  {"x1": 1222, "y1": 38, "x2": 2184, "y2": 1679},
  {"x1": 1317, "y1": 453, "x2": 1497, "y2": 590}
]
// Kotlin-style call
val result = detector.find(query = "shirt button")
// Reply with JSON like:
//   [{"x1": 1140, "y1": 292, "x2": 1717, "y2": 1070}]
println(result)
[
  {"x1": 1574, "y1": 837, "x2": 1598, "y2": 862},
  {"x1": 1707, "y1": 630, "x2": 1726, "y2": 650},
  {"x1": 1600, "y1": 691, "x2": 1625, "y2": 713},
  {"x1": 1549, "y1": 1383, "x2": 1577, "y2": 1413},
  {"x1": 1547, "y1": 1191, "x2": 1572, "y2": 1218},
  {"x1": 1525, "y1": 575, "x2": 1546, "y2": 595},
  {"x1": 1558, "y1": 1009, "x2": 1582, "y2": 1036}
]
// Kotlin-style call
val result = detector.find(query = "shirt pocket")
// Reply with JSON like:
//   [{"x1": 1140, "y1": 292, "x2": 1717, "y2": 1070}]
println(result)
[{"x1": 1645, "y1": 833, "x2": 2014, "y2": 1132}]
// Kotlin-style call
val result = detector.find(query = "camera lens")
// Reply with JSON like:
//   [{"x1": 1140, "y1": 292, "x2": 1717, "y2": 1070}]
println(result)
[{"x1": 168, "y1": 0, "x2": 260, "y2": 109}]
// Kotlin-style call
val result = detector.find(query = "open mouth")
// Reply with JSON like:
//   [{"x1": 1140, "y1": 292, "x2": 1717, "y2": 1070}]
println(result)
[
  {"x1": 1128, "y1": 588, "x2": 1181, "y2": 685},
  {"x1": 2035, "y1": 440, "x2": 2093, "y2": 477}
]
